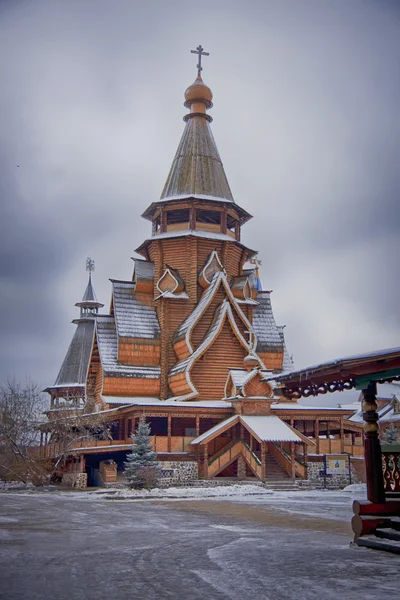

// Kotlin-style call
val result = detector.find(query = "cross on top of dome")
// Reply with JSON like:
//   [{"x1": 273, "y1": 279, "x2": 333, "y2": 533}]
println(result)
[{"x1": 190, "y1": 45, "x2": 209, "y2": 76}]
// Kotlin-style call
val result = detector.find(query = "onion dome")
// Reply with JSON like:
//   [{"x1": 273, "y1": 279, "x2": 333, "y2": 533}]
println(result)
[{"x1": 184, "y1": 75, "x2": 213, "y2": 109}]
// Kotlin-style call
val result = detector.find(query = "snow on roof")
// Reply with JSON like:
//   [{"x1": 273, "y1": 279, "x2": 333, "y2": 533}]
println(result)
[
  {"x1": 175, "y1": 271, "x2": 222, "y2": 343},
  {"x1": 112, "y1": 280, "x2": 160, "y2": 339},
  {"x1": 53, "y1": 320, "x2": 95, "y2": 387},
  {"x1": 229, "y1": 369, "x2": 249, "y2": 387},
  {"x1": 277, "y1": 326, "x2": 294, "y2": 372},
  {"x1": 192, "y1": 415, "x2": 306, "y2": 444},
  {"x1": 96, "y1": 316, "x2": 160, "y2": 379},
  {"x1": 264, "y1": 346, "x2": 400, "y2": 382},
  {"x1": 149, "y1": 229, "x2": 240, "y2": 243},
  {"x1": 271, "y1": 403, "x2": 356, "y2": 412},
  {"x1": 240, "y1": 415, "x2": 305, "y2": 443},
  {"x1": 191, "y1": 415, "x2": 238, "y2": 444},
  {"x1": 349, "y1": 401, "x2": 400, "y2": 424},
  {"x1": 253, "y1": 292, "x2": 283, "y2": 352},
  {"x1": 102, "y1": 396, "x2": 232, "y2": 409}
]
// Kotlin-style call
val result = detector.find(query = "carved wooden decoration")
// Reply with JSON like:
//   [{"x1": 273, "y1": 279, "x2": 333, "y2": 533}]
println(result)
[
  {"x1": 199, "y1": 250, "x2": 225, "y2": 288},
  {"x1": 157, "y1": 265, "x2": 185, "y2": 297}
]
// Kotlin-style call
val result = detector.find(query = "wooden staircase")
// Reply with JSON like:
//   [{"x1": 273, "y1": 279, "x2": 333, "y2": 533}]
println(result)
[
  {"x1": 207, "y1": 440, "x2": 262, "y2": 479},
  {"x1": 263, "y1": 453, "x2": 298, "y2": 490},
  {"x1": 265, "y1": 453, "x2": 290, "y2": 481},
  {"x1": 207, "y1": 442, "x2": 298, "y2": 486}
]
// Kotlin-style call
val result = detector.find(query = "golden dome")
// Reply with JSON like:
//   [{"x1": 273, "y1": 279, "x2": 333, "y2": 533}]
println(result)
[{"x1": 184, "y1": 75, "x2": 213, "y2": 108}]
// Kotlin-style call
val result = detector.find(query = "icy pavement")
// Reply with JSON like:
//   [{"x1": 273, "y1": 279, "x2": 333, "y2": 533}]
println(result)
[{"x1": 0, "y1": 491, "x2": 398, "y2": 600}]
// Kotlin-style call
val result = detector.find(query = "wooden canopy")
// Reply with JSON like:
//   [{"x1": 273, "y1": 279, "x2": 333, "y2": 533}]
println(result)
[{"x1": 266, "y1": 347, "x2": 400, "y2": 399}]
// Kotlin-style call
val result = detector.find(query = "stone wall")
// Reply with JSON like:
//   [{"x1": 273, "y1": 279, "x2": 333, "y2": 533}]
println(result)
[
  {"x1": 305, "y1": 458, "x2": 363, "y2": 488},
  {"x1": 62, "y1": 472, "x2": 88, "y2": 489},
  {"x1": 158, "y1": 461, "x2": 198, "y2": 486}
]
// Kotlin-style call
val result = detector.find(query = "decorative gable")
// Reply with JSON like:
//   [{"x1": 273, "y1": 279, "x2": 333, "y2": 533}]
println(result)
[
  {"x1": 224, "y1": 368, "x2": 273, "y2": 399},
  {"x1": 199, "y1": 250, "x2": 225, "y2": 288},
  {"x1": 156, "y1": 265, "x2": 187, "y2": 299}
]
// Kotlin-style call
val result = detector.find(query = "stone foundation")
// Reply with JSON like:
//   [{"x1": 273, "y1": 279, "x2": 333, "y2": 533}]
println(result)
[
  {"x1": 62, "y1": 472, "x2": 88, "y2": 489},
  {"x1": 306, "y1": 458, "x2": 363, "y2": 488},
  {"x1": 158, "y1": 461, "x2": 198, "y2": 486}
]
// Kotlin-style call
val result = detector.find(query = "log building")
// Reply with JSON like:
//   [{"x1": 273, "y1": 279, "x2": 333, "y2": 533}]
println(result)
[{"x1": 43, "y1": 56, "x2": 364, "y2": 487}]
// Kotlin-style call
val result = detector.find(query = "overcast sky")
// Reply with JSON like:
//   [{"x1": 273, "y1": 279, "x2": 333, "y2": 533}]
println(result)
[{"x1": 1, "y1": 0, "x2": 399, "y2": 406}]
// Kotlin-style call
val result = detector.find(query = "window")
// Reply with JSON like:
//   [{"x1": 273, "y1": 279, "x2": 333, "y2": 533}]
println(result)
[
  {"x1": 227, "y1": 214, "x2": 237, "y2": 232},
  {"x1": 196, "y1": 209, "x2": 221, "y2": 225},
  {"x1": 166, "y1": 209, "x2": 190, "y2": 225}
]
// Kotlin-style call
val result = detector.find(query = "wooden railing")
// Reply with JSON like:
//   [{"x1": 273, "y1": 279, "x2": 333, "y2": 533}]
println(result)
[
  {"x1": 381, "y1": 444, "x2": 400, "y2": 494},
  {"x1": 208, "y1": 440, "x2": 243, "y2": 477},
  {"x1": 311, "y1": 438, "x2": 363, "y2": 456},
  {"x1": 270, "y1": 443, "x2": 307, "y2": 479},
  {"x1": 242, "y1": 442, "x2": 262, "y2": 478},
  {"x1": 208, "y1": 439, "x2": 262, "y2": 479}
]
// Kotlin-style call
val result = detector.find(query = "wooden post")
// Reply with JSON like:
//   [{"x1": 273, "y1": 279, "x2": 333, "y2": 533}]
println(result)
[
  {"x1": 362, "y1": 382, "x2": 386, "y2": 504},
  {"x1": 161, "y1": 210, "x2": 167, "y2": 233},
  {"x1": 315, "y1": 418, "x2": 320, "y2": 455},
  {"x1": 221, "y1": 208, "x2": 227, "y2": 234},
  {"x1": 167, "y1": 414, "x2": 172, "y2": 453},
  {"x1": 327, "y1": 421, "x2": 331, "y2": 453},
  {"x1": 190, "y1": 206, "x2": 196, "y2": 230},
  {"x1": 291, "y1": 442, "x2": 296, "y2": 479},
  {"x1": 195, "y1": 414, "x2": 200, "y2": 437},
  {"x1": 235, "y1": 221, "x2": 240, "y2": 242},
  {"x1": 340, "y1": 417, "x2": 344, "y2": 453},
  {"x1": 261, "y1": 442, "x2": 267, "y2": 480},
  {"x1": 203, "y1": 444, "x2": 209, "y2": 479},
  {"x1": 303, "y1": 442, "x2": 308, "y2": 464}
]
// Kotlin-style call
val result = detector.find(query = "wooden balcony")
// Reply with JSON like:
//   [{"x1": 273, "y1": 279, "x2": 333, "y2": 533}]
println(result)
[
  {"x1": 309, "y1": 437, "x2": 364, "y2": 457},
  {"x1": 38, "y1": 436, "x2": 196, "y2": 458}
]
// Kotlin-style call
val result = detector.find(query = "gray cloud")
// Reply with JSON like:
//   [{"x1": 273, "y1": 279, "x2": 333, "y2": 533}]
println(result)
[{"x1": 1, "y1": 0, "x2": 399, "y2": 405}]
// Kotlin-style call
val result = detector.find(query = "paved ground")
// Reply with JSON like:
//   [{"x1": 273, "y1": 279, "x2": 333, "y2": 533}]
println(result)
[{"x1": 0, "y1": 490, "x2": 399, "y2": 600}]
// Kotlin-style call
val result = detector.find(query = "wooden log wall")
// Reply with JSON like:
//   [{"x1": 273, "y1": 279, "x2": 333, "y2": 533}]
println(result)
[{"x1": 191, "y1": 319, "x2": 248, "y2": 400}]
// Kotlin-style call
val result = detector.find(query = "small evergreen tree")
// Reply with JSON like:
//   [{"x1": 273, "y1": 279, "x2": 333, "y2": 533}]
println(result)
[
  {"x1": 383, "y1": 423, "x2": 400, "y2": 444},
  {"x1": 123, "y1": 418, "x2": 160, "y2": 489}
]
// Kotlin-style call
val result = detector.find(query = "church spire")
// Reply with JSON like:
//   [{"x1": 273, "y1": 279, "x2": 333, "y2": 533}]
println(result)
[
  {"x1": 75, "y1": 258, "x2": 104, "y2": 319},
  {"x1": 160, "y1": 46, "x2": 234, "y2": 203}
]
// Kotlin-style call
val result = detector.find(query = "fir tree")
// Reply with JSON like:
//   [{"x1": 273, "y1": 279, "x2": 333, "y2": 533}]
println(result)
[
  {"x1": 124, "y1": 418, "x2": 160, "y2": 489},
  {"x1": 383, "y1": 423, "x2": 400, "y2": 444}
]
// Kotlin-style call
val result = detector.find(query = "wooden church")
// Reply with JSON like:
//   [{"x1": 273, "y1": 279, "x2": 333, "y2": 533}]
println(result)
[{"x1": 44, "y1": 50, "x2": 364, "y2": 487}]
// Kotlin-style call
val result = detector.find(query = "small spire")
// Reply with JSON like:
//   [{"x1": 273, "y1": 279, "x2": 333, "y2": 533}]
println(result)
[
  {"x1": 75, "y1": 258, "x2": 104, "y2": 312},
  {"x1": 86, "y1": 257, "x2": 95, "y2": 274}
]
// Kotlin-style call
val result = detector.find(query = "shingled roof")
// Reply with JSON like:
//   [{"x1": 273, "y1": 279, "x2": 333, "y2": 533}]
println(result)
[
  {"x1": 96, "y1": 315, "x2": 160, "y2": 379},
  {"x1": 53, "y1": 320, "x2": 95, "y2": 386},
  {"x1": 253, "y1": 291, "x2": 284, "y2": 352},
  {"x1": 112, "y1": 280, "x2": 160, "y2": 340},
  {"x1": 277, "y1": 326, "x2": 294, "y2": 372},
  {"x1": 160, "y1": 101, "x2": 234, "y2": 203}
]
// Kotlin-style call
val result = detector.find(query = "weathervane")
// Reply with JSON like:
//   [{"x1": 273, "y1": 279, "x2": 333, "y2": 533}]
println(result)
[
  {"x1": 250, "y1": 256, "x2": 262, "y2": 268},
  {"x1": 190, "y1": 45, "x2": 209, "y2": 76},
  {"x1": 86, "y1": 257, "x2": 95, "y2": 274}
]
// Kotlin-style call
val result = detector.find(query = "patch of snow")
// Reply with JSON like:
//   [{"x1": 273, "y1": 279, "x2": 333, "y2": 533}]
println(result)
[
  {"x1": 0, "y1": 481, "x2": 35, "y2": 491},
  {"x1": 342, "y1": 483, "x2": 367, "y2": 493},
  {"x1": 90, "y1": 484, "x2": 272, "y2": 500}
]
